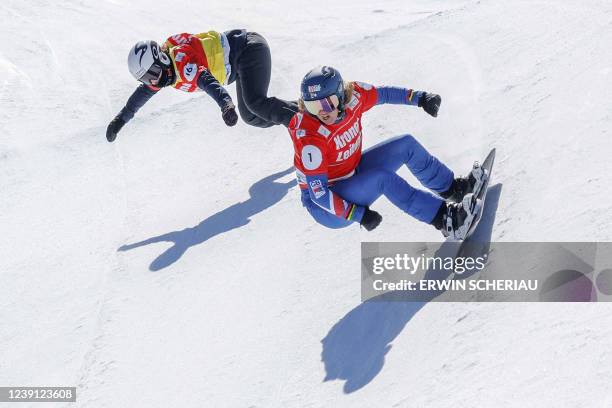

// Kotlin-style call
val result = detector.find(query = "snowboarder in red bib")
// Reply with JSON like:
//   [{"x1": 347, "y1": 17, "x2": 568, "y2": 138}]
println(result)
[
  {"x1": 288, "y1": 66, "x2": 485, "y2": 240},
  {"x1": 106, "y1": 30, "x2": 297, "y2": 142}
]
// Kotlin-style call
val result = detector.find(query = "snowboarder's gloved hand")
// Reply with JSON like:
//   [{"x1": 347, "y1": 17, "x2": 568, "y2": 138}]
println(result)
[
  {"x1": 418, "y1": 92, "x2": 441, "y2": 117},
  {"x1": 222, "y1": 103, "x2": 238, "y2": 127},
  {"x1": 106, "y1": 116, "x2": 126, "y2": 143},
  {"x1": 360, "y1": 207, "x2": 382, "y2": 231}
]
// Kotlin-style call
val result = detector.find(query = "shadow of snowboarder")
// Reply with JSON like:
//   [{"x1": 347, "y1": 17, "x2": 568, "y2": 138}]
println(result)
[
  {"x1": 320, "y1": 183, "x2": 503, "y2": 393},
  {"x1": 118, "y1": 167, "x2": 296, "y2": 271}
]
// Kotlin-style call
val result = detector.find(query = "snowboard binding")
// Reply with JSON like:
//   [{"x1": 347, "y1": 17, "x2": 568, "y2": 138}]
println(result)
[
  {"x1": 441, "y1": 193, "x2": 483, "y2": 240},
  {"x1": 442, "y1": 161, "x2": 489, "y2": 203}
]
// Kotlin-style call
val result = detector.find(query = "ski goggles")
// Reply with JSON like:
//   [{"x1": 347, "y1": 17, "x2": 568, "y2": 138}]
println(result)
[
  {"x1": 138, "y1": 63, "x2": 163, "y2": 86},
  {"x1": 303, "y1": 94, "x2": 340, "y2": 115}
]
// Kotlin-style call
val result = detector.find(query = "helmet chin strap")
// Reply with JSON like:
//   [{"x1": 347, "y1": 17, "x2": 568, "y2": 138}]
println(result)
[
  {"x1": 334, "y1": 106, "x2": 346, "y2": 123},
  {"x1": 158, "y1": 67, "x2": 176, "y2": 87}
]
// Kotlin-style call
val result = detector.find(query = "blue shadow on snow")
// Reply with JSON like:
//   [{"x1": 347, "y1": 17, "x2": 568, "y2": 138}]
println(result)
[
  {"x1": 321, "y1": 183, "x2": 503, "y2": 393},
  {"x1": 118, "y1": 167, "x2": 296, "y2": 271}
]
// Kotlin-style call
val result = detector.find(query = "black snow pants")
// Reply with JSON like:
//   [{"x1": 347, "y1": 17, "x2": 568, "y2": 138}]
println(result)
[{"x1": 234, "y1": 32, "x2": 297, "y2": 128}]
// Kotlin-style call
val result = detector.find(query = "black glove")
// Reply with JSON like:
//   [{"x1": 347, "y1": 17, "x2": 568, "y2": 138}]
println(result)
[
  {"x1": 418, "y1": 92, "x2": 441, "y2": 117},
  {"x1": 360, "y1": 207, "x2": 382, "y2": 231},
  {"x1": 221, "y1": 103, "x2": 238, "y2": 127},
  {"x1": 106, "y1": 116, "x2": 126, "y2": 142}
]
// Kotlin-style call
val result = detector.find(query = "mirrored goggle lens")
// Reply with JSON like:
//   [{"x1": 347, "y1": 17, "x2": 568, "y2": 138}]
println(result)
[
  {"x1": 303, "y1": 95, "x2": 339, "y2": 115},
  {"x1": 139, "y1": 64, "x2": 163, "y2": 86}
]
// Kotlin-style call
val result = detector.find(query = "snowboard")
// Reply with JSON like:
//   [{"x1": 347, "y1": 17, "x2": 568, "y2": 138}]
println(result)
[{"x1": 462, "y1": 148, "x2": 496, "y2": 241}]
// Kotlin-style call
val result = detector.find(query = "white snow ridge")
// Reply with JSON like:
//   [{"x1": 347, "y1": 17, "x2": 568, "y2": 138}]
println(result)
[{"x1": 1, "y1": 0, "x2": 612, "y2": 407}]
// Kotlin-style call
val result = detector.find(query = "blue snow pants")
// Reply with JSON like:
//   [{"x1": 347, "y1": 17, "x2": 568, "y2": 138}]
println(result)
[{"x1": 300, "y1": 134, "x2": 454, "y2": 229}]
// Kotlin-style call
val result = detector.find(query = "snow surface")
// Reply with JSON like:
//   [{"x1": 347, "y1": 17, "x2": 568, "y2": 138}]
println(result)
[{"x1": 2, "y1": 0, "x2": 612, "y2": 406}]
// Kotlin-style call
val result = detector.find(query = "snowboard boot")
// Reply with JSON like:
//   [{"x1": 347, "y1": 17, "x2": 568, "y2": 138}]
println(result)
[
  {"x1": 432, "y1": 193, "x2": 482, "y2": 240},
  {"x1": 440, "y1": 162, "x2": 487, "y2": 202}
]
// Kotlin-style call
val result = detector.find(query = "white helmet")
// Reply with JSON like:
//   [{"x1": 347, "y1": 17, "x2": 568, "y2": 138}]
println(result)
[{"x1": 127, "y1": 40, "x2": 172, "y2": 86}]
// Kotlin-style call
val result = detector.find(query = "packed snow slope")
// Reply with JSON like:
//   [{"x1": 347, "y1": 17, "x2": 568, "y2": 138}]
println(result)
[{"x1": 2, "y1": 0, "x2": 612, "y2": 407}]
